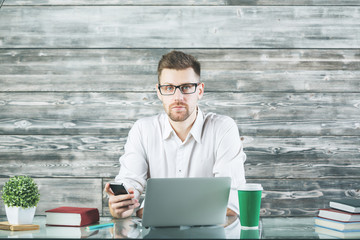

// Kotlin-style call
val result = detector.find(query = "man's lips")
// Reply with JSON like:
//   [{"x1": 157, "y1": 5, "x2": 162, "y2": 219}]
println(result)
[{"x1": 171, "y1": 105, "x2": 187, "y2": 110}]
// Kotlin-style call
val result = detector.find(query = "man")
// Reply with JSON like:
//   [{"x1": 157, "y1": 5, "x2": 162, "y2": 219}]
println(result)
[{"x1": 104, "y1": 50, "x2": 246, "y2": 219}]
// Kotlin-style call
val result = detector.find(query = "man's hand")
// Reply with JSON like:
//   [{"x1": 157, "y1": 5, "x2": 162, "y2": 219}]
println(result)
[
  {"x1": 226, "y1": 208, "x2": 237, "y2": 216},
  {"x1": 136, "y1": 208, "x2": 144, "y2": 218},
  {"x1": 104, "y1": 183, "x2": 140, "y2": 219}
]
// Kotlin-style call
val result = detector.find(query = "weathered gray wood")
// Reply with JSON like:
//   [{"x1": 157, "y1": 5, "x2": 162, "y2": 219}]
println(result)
[
  {"x1": 1, "y1": 92, "x2": 359, "y2": 121},
  {"x1": 0, "y1": 119, "x2": 134, "y2": 135},
  {"x1": 1, "y1": 6, "x2": 360, "y2": 48},
  {"x1": 4, "y1": 0, "x2": 360, "y2": 6},
  {"x1": 238, "y1": 119, "x2": 360, "y2": 137},
  {"x1": 1, "y1": 49, "x2": 360, "y2": 92},
  {"x1": 2, "y1": 72, "x2": 360, "y2": 93},
  {"x1": 0, "y1": 135, "x2": 359, "y2": 178},
  {"x1": 1, "y1": 118, "x2": 359, "y2": 137},
  {"x1": 0, "y1": 178, "x2": 102, "y2": 215},
  {"x1": 1, "y1": 92, "x2": 359, "y2": 136},
  {"x1": 1, "y1": 0, "x2": 359, "y2": 219},
  {"x1": 0, "y1": 135, "x2": 123, "y2": 178},
  {"x1": 252, "y1": 179, "x2": 360, "y2": 216}
]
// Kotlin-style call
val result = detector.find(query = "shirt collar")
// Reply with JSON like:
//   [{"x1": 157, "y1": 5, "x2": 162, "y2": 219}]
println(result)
[
  {"x1": 162, "y1": 107, "x2": 204, "y2": 144},
  {"x1": 189, "y1": 107, "x2": 204, "y2": 144},
  {"x1": 163, "y1": 115, "x2": 173, "y2": 140}
]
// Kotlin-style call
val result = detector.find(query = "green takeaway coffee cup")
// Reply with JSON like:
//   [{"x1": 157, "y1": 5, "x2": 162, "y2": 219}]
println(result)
[
  {"x1": 240, "y1": 228, "x2": 260, "y2": 239},
  {"x1": 238, "y1": 183, "x2": 263, "y2": 229}
]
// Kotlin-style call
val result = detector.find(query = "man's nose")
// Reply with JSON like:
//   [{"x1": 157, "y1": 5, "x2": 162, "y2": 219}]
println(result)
[{"x1": 173, "y1": 87, "x2": 184, "y2": 100}]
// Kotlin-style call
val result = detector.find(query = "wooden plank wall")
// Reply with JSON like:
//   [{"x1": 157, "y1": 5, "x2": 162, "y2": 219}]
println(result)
[{"x1": 0, "y1": 0, "x2": 359, "y2": 217}]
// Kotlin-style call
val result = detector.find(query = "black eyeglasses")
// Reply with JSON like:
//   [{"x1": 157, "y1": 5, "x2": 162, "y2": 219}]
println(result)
[{"x1": 158, "y1": 83, "x2": 201, "y2": 96}]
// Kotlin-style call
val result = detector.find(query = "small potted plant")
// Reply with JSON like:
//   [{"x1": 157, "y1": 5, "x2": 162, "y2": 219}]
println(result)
[{"x1": 1, "y1": 176, "x2": 40, "y2": 224}]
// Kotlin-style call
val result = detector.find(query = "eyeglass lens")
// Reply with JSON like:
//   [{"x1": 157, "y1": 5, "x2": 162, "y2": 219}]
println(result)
[{"x1": 159, "y1": 83, "x2": 198, "y2": 95}]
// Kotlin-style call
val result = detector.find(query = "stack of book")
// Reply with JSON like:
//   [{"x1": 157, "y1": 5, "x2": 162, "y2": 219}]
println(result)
[{"x1": 315, "y1": 199, "x2": 360, "y2": 239}]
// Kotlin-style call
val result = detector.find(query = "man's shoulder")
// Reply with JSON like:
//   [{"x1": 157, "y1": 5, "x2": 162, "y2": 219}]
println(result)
[
  {"x1": 202, "y1": 112, "x2": 240, "y2": 141},
  {"x1": 203, "y1": 112, "x2": 236, "y2": 127},
  {"x1": 134, "y1": 113, "x2": 165, "y2": 128}
]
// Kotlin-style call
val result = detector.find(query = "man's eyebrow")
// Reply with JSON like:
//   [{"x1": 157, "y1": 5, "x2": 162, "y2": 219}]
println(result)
[{"x1": 160, "y1": 83, "x2": 187, "y2": 85}]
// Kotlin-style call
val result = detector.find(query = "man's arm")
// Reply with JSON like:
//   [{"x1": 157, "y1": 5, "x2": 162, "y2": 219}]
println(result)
[
  {"x1": 213, "y1": 117, "x2": 246, "y2": 215},
  {"x1": 111, "y1": 120, "x2": 149, "y2": 218}
]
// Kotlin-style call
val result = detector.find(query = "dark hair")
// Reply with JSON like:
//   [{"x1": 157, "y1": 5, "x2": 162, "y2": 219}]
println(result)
[{"x1": 157, "y1": 50, "x2": 201, "y2": 83}]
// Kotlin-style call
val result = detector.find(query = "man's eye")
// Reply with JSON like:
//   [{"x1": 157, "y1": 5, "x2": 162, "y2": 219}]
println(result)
[
  {"x1": 181, "y1": 85, "x2": 191, "y2": 90},
  {"x1": 165, "y1": 86, "x2": 174, "y2": 91}
]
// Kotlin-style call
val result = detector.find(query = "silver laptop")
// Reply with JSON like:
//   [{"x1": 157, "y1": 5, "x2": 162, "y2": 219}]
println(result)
[{"x1": 142, "y1": 177, "x2": 231, "y2": 228}]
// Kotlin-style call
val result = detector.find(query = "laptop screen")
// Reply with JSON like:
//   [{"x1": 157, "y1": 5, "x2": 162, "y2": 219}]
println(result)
[{"x1": 142, "y1": 177, "x2": 231, "y2": 227}]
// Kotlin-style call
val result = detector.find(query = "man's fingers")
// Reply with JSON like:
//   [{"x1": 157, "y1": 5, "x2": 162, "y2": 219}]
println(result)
[
  {"x1": 114, "y1": 193, "x2": 136, "y2": 201},
  {"x1": 104, "y1": 183, "x2": 114, "y2": 196},
  {"x1": 109, "y1": 194, "x2": 137, "y2": 205},
  {"x1": 129, "y1": 202, "x2": 140, "y2": 209},
  {"x1": 111, "y1": 199, "x2": 140, "y2": 210},
  {"x1": 112, "y1": 197, "x2": 138, "y2": 207},
  {"x1": 127, "y1": 188, "x2": 135, "y2": 194},
  {"x1": 123, "y1": 201, "x2": 140, "y2": 210},
  {"x1": 114, "y1": 203, "x2": 140, "y2": 217}
]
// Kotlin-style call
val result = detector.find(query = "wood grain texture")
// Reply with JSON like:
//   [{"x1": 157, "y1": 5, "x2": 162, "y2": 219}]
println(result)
[
  {"x1": 252, "y1": 179, "x2": 360, "y2": 216},
  {"x1": 4, "y1": 0, "x2": 360, "y2": 6},
  {"x1": 1, "y1": 1, "x2": 359, "y2": 218},
  {"x1": 245, "y1": 136, "x2": 360, "y2": 179},
  {"x1": 0, "y1": 91, "x2": 359, "y2": 120},
  {"x1": 1, "y1": 118, "x2": 360, "y2": 137},
  {"x1": 1, "y1": 6, "x2": 360, "y2": 48},
  {"x1": 0, "y1": 92, "x2": 359, "y2": 136},
  {"x1": 0, "y1": 178, "x2": 102, "y2": 215},
  {"x1": 1, "y1": 49, "x2": 360, "y2": 92},
  {"x1": 0, "y1": 135, "x2": 359, "y2": 178},
  {"x1": 0, "y1": 135, "x2": 123, "y2": 178}
]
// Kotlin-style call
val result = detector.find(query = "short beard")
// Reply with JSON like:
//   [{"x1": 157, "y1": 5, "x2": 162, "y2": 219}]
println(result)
[{"x1": 167, "y1": 103, "x2": 191, "y2": 122}]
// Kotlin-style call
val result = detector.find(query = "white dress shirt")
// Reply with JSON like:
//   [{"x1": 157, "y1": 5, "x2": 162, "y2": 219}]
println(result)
[{"x1": 115, "y1": 108, "x2": 246, "y2": 214}]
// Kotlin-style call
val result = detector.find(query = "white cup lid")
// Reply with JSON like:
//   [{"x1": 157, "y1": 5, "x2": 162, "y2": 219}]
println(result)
[{"x1": 238, "y1": 183, "x2": 263, "y2": 191}]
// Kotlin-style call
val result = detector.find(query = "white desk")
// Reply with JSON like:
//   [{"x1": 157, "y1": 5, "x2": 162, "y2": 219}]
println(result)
[{"x1": 0, "y1": 216, "x2": 318, "y2": 239}]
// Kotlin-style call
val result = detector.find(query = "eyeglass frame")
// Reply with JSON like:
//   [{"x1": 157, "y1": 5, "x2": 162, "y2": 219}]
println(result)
[{"x1": 157, "y1": 82, "x2": 202, "y2": 96}]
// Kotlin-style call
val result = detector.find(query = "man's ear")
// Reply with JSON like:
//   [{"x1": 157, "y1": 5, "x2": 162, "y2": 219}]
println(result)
[
  {"x1": 156, "y1": 84, "x2": 163, "y2": 101},
  {"x1": 198, "y1": 82, "x2": 205, "y2": 100}
]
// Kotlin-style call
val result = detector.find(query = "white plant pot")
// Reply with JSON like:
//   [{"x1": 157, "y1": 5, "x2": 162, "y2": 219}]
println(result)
[{"x1": 5, "y1": 205, "x2": 36, "y2": 225}]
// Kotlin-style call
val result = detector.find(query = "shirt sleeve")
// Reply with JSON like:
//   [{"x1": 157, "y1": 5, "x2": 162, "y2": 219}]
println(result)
[
  {"x1": 213, "y1": 117, "x2": 246, "y2": 215},
  {"x1": 114, "y1": 120, "x2": 148, "y2": 200}
]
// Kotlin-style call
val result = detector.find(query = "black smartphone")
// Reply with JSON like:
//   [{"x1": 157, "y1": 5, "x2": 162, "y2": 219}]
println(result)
[{"x1": 109, "y1": 183, "x2": 129, "y2": 195}]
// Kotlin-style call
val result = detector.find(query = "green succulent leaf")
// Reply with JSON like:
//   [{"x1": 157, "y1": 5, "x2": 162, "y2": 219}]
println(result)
[{"x1": 1, "y1": 176, "x2": 40, "y2": 208}]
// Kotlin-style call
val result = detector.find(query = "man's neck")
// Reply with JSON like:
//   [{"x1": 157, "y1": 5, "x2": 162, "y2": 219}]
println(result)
[{"x1": 169, "y1": 108, "x2": 198, "y2": 142}]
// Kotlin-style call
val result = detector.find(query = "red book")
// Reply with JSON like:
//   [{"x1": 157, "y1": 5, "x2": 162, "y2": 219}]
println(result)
[
  {"x1": 318, "y1": 208, "x2": 360, "y2": 222},
  {"x1": 45, "y1": 207, "x2": 99, "y2": 227}
]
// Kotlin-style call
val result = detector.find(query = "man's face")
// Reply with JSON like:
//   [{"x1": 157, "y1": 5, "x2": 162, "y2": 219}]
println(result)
[{"x1": 157, "y1": 68, "x2": 204, "y2": 122}]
